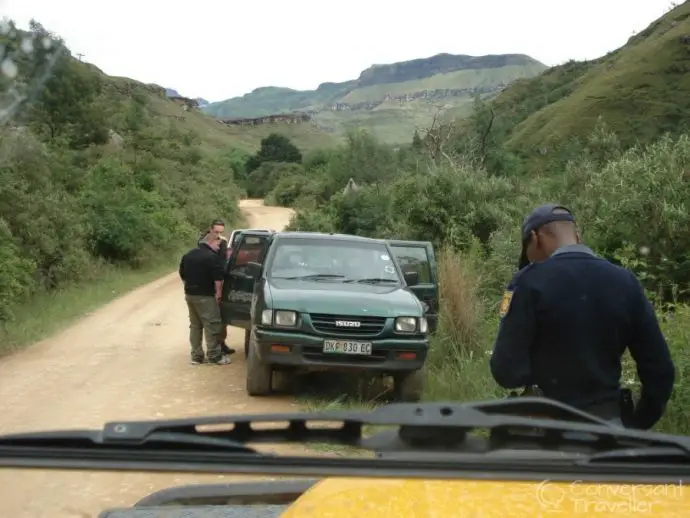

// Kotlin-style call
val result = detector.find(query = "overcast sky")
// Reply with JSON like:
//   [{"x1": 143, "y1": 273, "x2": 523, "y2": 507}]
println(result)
[{"x1": 3, "y1": 0, "x2": 677, "y2": 102}]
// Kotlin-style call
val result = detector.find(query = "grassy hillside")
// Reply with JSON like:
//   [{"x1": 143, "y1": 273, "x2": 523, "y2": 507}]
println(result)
[
  {"x1": 106, "y1": 77, "x2": 337, "y2": 154},
  {"x1": 476, "y1": 1, "x2": 690, "y2": 161},
  {"x1": 313, "y1": 99, "x2": 474, "y2": 145},
  {"x1": 203, "y1": 53, "x2": 547, "y2": 144}
]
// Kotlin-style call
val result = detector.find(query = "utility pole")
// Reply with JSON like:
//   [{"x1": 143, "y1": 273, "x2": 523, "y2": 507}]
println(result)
[{"x1": 76, "y1": 53, "x2": 84, "y2": 61}]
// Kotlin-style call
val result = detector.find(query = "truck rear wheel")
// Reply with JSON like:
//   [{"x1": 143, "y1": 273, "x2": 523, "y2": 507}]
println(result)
[
  {"x1": 394, "y1": 369, "x2": 425, "y2": 402},
  {"x1": 246, "y1": 330, "x2": 272, "y2": 396}
]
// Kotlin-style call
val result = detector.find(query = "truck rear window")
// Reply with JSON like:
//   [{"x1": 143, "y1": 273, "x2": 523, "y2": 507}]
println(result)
[{"x1": 390, "y1": 246, "x2": 432, "y2": 284}]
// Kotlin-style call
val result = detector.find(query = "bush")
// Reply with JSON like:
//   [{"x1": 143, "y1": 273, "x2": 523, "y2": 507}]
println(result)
[
  {"x1": 656, "y1": 306, "x2": 690, "y2": 434},
  {"x1": 245, "y1": 133, "x2": 303, "y2": 174},
  {"x1": 246, "y1": 161, "x2": 304, "y2": 198}
]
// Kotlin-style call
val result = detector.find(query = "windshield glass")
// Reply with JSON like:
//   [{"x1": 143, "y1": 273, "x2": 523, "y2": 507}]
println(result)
[
  {"x1": 2, "y1": 2, "x2": 688, "y2": 517},
  {"x1": 268, "y1": 238, "x2": 400, "y2": 282}
]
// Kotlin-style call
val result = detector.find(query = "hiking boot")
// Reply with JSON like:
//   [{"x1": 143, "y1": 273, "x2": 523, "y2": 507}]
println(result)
[{"x1": 209, "y1": 355, "x2": 231, "y2": 365}]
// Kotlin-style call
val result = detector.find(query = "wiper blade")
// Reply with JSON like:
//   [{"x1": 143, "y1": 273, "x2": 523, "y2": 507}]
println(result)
[
  {"x1": 2, "y1": 398, "x2": 690, "y2": 477},
  {"x1": 579, "y1": 446, "x2": 690, "y2": 465},
  {"x1": 277, "y1": 274, "x2": 346, "y2": 280},
  {"x1": 344, "y1": 277, "x2": 398, "y2": 284},
  {"x1": 0, "y1": 428, "x2": 256, "y2": 453}
]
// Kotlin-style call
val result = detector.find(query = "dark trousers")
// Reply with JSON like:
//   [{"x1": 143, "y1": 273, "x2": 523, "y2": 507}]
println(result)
[{"x1": 185, "y1": 294, "x2": 222, "y2": 363}]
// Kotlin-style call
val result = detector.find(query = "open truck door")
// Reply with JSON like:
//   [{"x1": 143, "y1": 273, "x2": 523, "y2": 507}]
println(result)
[
  {"x1": 386, "y1": 240, "x2": 438, "y2": 333},
  {"x1": 221, "y1": 233, "x2": 272, "y2": 330}
]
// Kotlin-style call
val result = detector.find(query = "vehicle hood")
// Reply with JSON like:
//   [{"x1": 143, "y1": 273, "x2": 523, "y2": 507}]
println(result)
[
  {"x1": 282, "y1": 477, "x2": 688, "y2": 517},
  {"x1": 266, "y1": 279, "x2": 422, "y2": 317}
]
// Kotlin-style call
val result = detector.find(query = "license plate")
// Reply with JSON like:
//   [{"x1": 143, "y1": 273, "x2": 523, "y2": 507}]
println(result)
[{"x1": 323, "y1": 340, "x2": 372, "y2": 355}]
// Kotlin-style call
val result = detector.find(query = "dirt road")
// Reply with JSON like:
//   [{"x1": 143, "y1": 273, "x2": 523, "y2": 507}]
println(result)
[{"x1": 0, "y1": 200, "x2": 299, "y2": 518}]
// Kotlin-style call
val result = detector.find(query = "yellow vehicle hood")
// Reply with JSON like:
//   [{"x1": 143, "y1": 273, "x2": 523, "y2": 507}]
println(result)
[{"x1": 282, "y1": 477, "x2": 687, "y2": 517}]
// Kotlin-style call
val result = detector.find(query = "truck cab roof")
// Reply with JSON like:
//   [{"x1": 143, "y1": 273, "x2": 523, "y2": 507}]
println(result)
[{"x1": 249, "y1": 231, "x2": 385, "y2": 245}]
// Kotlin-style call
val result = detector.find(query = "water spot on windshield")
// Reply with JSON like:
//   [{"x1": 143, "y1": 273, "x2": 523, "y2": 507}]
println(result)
[
  {"x1": 1, "y1": 58, "x2": 17, "y2": 79},
  {"x1": 20, "y1": 37, "x2": 34, "y2": 54},
  {"x1": 0, "y1": 19, "x2": 11, "y2": 36}
]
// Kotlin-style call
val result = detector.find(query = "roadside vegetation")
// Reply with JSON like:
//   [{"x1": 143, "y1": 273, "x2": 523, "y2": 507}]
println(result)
[
  {"x1": 254, "y1": 1, "x2": 690, "y2": 437},
  {"x1": 267, "y1": 120, "x2": 690, "y2": 438},
  {"x1": 0, "y1": 21, "x2": 249, "y2": 352}
]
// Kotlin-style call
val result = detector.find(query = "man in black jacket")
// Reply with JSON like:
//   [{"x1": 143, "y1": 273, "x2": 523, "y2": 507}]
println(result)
[
  {"x1": 490, "y1": 204, "x2": 675, "y2": 429},
  {"x1": 198, "y1": 219, "x2": 235, "y2": 356},
  {"x1": 180, "y1": 233, "x2": 230, "y2": 365}
]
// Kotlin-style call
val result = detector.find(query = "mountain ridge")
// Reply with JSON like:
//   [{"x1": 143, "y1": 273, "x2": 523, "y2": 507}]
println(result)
[
  {"x1": 202, "y1": 52, "x2": 547, "y2": 143},
  {"x1": 204, "y1": 52, "x2": 545, "y2": 118}
]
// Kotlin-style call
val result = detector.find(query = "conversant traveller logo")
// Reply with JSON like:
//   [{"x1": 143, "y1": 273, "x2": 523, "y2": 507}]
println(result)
[{"x1": 535, "y1": 479, "x2": 684, "y2": 514}]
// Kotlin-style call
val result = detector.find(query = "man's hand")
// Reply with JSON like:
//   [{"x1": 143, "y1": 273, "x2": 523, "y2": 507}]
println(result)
[{"x1": 214, "y1": 280, "x2": 223, "y2": 306}]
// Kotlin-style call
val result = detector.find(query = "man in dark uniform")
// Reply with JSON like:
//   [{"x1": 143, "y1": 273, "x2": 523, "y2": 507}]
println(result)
[
  {"x1": 198, "y1": 219, "x2": 235, "y2": 356},
  {"x1": 490, "y1": 204, "x2": 675, "y2": 429},
  {"x1": 180, "y1": 233, "x2": 230, "y2": 365}
]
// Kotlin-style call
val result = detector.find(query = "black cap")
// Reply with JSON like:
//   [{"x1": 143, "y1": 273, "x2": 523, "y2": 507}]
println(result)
[{"x1": 518, "y1": 204, "x2": 575, "y2": 269}]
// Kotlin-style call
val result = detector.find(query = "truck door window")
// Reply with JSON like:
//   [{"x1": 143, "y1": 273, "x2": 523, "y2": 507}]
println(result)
[
  {"x1": 391, "y1": 246, "x2": 432, "y2": 284},
  {"x1": 230, "y1": 236, "x2": 267, "y2": 275}
]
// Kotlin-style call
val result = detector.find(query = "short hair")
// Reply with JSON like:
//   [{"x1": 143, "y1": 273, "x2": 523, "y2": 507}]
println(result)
[
  {"x1": 211, "y1": 219, "x2": 225, "y2": 227},
  {"x1": 542, "y1": 209, "x2": 578, "y2": 236}
]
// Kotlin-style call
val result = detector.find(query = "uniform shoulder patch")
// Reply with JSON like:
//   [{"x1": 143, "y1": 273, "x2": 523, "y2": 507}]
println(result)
[{"x1": 499, "y1": 290, "x2": 514, "y2": 318}]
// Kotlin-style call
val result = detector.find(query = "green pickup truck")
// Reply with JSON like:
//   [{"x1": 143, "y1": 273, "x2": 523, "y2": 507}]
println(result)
[{"x1": 221, "y1": 231, "x2": 438, "y2": 401}]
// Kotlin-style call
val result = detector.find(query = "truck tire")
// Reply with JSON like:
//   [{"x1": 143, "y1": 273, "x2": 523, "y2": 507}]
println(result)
[
  {"x1": 394, "y1": 369, "x2": 425, "y2": 402},
  {"x1": 243, "y1": 329, "x2": 250, "y2": 358},
  {"x1": 246, "y1": 329, "x2": 272, "y2": 396}
]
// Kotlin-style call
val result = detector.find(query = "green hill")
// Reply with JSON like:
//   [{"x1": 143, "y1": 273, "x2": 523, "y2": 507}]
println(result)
[
  {"x1": 203, "y1": 53, "x2": 547, "y2": 144},
  {"x1": 476, "y1": 1, "x2": 690, "y2": 162}
]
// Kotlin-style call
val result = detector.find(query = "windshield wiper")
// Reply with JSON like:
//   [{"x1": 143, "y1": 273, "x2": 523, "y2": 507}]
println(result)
[
  {"x1": 0, "y1": 428, "x2": 256, "y2": 453},
  {"x1": 578, "y1": 446, "x2": 690, "y2": 465},
  {"x1": 275, "y1": 274, "x2": 347, "y2": 280},
  {"x1": 343, "y1": 278, "x2": 398, "y2": 284},
  {"x1": 1, "y1": 398, "x2": 690, "y2": 478}
]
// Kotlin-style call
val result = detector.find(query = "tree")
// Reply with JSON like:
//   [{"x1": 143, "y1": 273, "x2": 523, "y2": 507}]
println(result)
[
  {"x1": 245, "y1": 133, "x2": 302, "y2": 173},
  {"x1": 27, "y1": 43, "x2": 108, "y2": 148}
]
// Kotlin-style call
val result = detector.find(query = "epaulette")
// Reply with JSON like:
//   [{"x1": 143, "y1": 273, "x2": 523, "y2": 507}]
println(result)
[{"x1": 499, "y1": 263, "x2": 538, "y2": 318}]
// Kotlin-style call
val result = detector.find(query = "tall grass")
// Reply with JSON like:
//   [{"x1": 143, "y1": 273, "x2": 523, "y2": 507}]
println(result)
[{"x1": 424, "y1": 246, "x2": 502, "y2": 402}]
